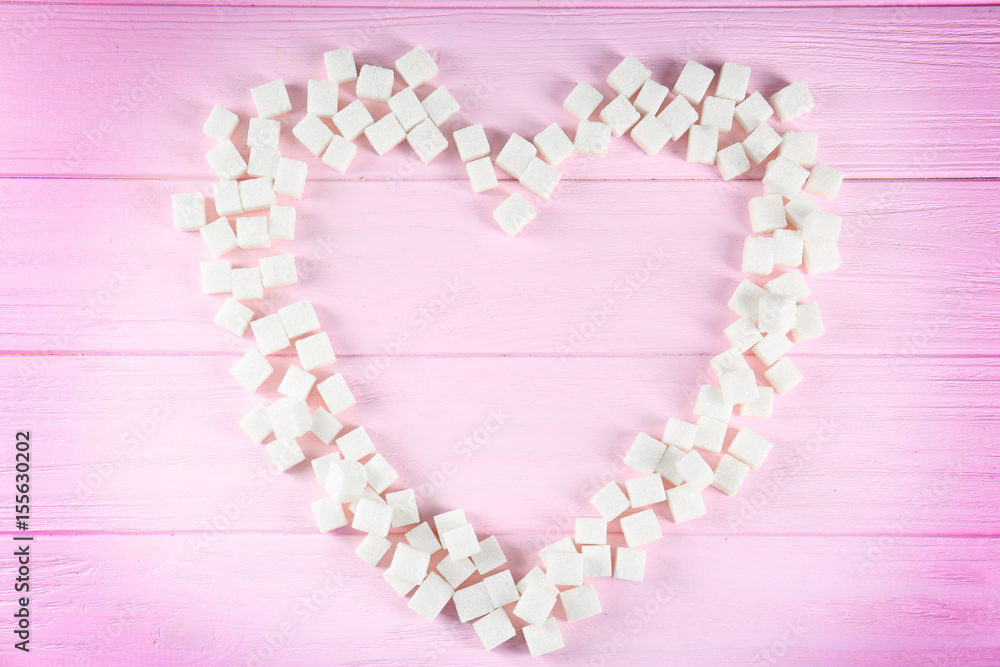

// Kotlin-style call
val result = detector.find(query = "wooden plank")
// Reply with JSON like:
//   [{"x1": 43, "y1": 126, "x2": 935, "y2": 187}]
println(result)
[{"x1": 0, "y1": 5, "x2": 997, "y2": 179}]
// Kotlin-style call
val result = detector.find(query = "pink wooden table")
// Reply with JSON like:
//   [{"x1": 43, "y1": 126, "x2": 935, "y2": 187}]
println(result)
[{"x1": 1, "y1": 1, "x2": 999, "y2": 665}]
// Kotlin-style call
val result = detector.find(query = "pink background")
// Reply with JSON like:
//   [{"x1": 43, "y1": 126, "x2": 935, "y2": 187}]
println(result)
[{"x1": 2, "y1": 1, "x2": 1000, "y2": 665}]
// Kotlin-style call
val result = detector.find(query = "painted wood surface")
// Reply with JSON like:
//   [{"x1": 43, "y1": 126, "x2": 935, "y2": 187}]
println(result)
[{"x1": 0, "y1": 2, "x2": 998, "y2": 665}]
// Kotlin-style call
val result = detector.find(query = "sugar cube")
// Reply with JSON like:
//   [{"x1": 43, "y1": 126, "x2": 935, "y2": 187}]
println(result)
[
  {"x1": 230, "y1": 267, "x2": 263, "y2": 301},
  {"x1": 364, "y1": 113, "x2": 406, "y2": 155},
  {"x1": 607, "y1": 54, "x2": 651, "y2": 97},
  {"x1": 751, "y1": 332, "x2": 793, "y2": 367},
  {"x1": 292, "y1": 114, "x2": 334, "y2": 157},
  {"x1": 700, "y1": 96, "x2": 736, "y2": 133},
  {"x1": 742, "y1": 123, "x2": 782, "y2": 164},
  {"x1": 626, "y1": 474, "x2": 666, "y2": 508},
  {"x1": 250, "y1": 79, "x2": 292, "y2": 119},
  {"x1": 316, "y1": 372, "x2": 356, "y2": 414},
  {"x1": 692, "y1": 416, "x2": 729, "y2": 453},
  {"x1": 421, "y1": 86, "x2": 459, "y2": 126},
  {"x1": 624, "y1": 432, "x2": 667, "y2": 474},
  {"x1": 599, "y1": 94, "x2": 640, "y2": 137},
  {"x1": 385, "y1": 488, "x2": 419, "y2": 528},
  {"x1": 803, "y1": 237, "x2": 841, "y2": 274},
  {"x1": 770, "y1": 81, "x2": 815, "y2": 122},
  {"x1": 765, "y1": 270, "x2": 810, "y2": 305},
  {"x1": 564, "y1": 81, "x2": 604, "y2": 120},
  {"x1": 355, "y1": 533, "x2": 391, "y2": 567},
  {"x1": 443, "y1": 523, "x2": 481, "y2": 560},
  {"x1": 496, "y1": 133, "x2": 537, "y2": 178},
  {"x1": 406, "y1": 118, "x2": 449, "y2": 164},
  {"x1": 519, "y1": 157, "x2": 561, "y2": 199},
  {"x1": 724, "y1": 316, "x2": 763, "y2": 353},
  {"x1": 805, "y1": 164, "x2": 843, "y2": 200},
  {"x1": 201, "y1": 259, "x2": 231, "y2": 294},
  {"x1": 324, "y1": 458, "x2": 368, "y2": 503},
  {"x1": 560, "y1": 584, "x2": 602, "y2": 622},
  {"x1": 382, "y1": 572, "x2": 416, "y2": 597},
  {"x1": 386, "y1": 542, "x2": 431, "y2": 589},
  {"x1": 365, "y1": 454, "x2": 399, "y2": 494},
  {"x1": 728, "y1": 427, "x2": 775, "y2": 468},
  {"x1": 266, "y1": 437, "x2": 305, "y2": 472},
  {"x1": 453, "y1": 581, "x2": 494, "y2": 622},
  {"x1": 620, "y1": 509, "x2": 662, "y2": 547},
  {"x1": 173, "y1": 192, "x2": 206, "y2": 231},
  {"x1": 239, "y1": 179, "x2": 276, "y2": 214},
  {"x1": 238, "y1": 400, "x2": 272, "y2": 443},
  {"x1": 773, "y1": 229, "x2": 804, "y2": 267},
  {"x1": 716, "y1": 142, "x2": 751, "y2": 181},
  {"x1": 574, "y1": 518, "x2": 607, "y2": 545},
  {"x1": 513, "y1": 583, "x2": 557, "y2": 626},
  {"x1": 539, "y1": 537, "x2": 576, "y2": 561},
  {"x1": 693, "y1": 384, "x2": 733, "y2": 423},
  {"x1": 434, "y1": 509, "x2": 468, "y2": 536},
  {"x1": 800, "y1": 211, "x2": 842, "y2": 241},
  {"x1": 763, "y1": 156, "x2": 810, "y2": 199},
  {"x1": 673, "y1": 60, "x2": 715, "y2": 104},
  {"x1": 352, "y1": 497, "x2": 393, "y2": 536},
  {"x1": 268, "y1": 397, "x2": 311, "y2": 438},
  {"x1": 311, "y1": 452, "x2": 342, "y2": 485},
  {"x1": 523, "y1": 617, "x2": 565, "y2": 657},
  {"x1": 630, "y1": 113, "x2": 671, "y2": 156},
  {"x1": 356, "y1": 64, "x2": 394, "y2": 103},
  {"x1": 711, "y1": 347, "x2": 751, "y2": 378},
  {"x1": 212, "y1": 182, "x2": 243, "y2": 218},
  {"x1": 466, "y1": 157, "x2": 498, "y2": 194},
  {"x1": 484, "y1": 570, "x2": 519, "y2": 607},
  {"x1": 336, "y1": 426, "x2": 376, "y2": 461},
  {"x1": 720, "y1": 368, "x2": 758, "y2": 407},
  {"x1": 666, "y1": 483, "x2": 706, "y2": 523},
  {"x1": 230, "y1": 349, "x2": 273, "y2": 392},
  {"x1": 613, "y1": 547, "x2": 646, "y2": 582},
  {"x1": 388, "y1": 87, "x2": 428, "y2": 133},
  {"x1": 657, "y1": 446, "x2": 687, "y2": 486},
  {"x1": 259, "y1": 253, "x2": 297, "y2": 288},
  {"x1": 215, "y1": 297, "x2": 253, "y2": 336},
  {"x1": 472, "y1": 536, "x2": 507, "y2": 575},
  {"x1": 321, "y1": 135, "x2": 358, "y2": 174},
  {"x1": 437, "y1": 555, "x2": 477, "y2": 589},
  {"x1": 749, "y1": 194, "x2": 787, "y2": 234},
  {"x1": 589, "y1": 481, "x2": 630, "y2": 521},
  {"x1": 277, "y1": 301, "x2": 319, "y2": 340},
  {"x1": 712, "y1": 455, "x2": 751, "y2": 495},
  {"x1": 310, "y1": 406, "x2": 343, "y2": 445},
  {"x1": 686, "y1": 125, "x2": 718, "y2": 165},
  {"x1": 473, "y1": 609, "x2": 516, "y2": 651},
  {"x1": 728, "y1": 278, "x2": 767, "y2": 320},
  {"x1": 493, "y1": 194, "x2": 537, "y2": 237},
  {"x1": 395, "y1": 45, "x2": 438, "y2": 88},
  {"x1": 742, "y1": 236, "x2": 775, "y2": 276},
  {"x1": 277, "y1": 364, "x2": 316, "y2": 400},
  {"x1": 658, "y1": 95, "x2": 699, "y2": 141},
  {"x1": 234, "y1": 217, "x2": 268, "y2": 250},
  {"x1": 533, "y1": 123, "x2": 575, "y2": 166},
  {"x1": 785, "y1": 192, "x2": 818, "y2": 229},
  {"x1": 295, "y1": 331, "x2": 336, "y2": 371},
  {"x1": 517, "y1": 567, "x2": 560, "y2": 597},
  {"x1": 203, "y1": 104, "x2": 239, "y2": 142},
  {"x1": 247, "y1": 147, "x2": 281, "y2": 179},
  {"x1": 676, "y1": 450, "x2": 714, "y2": 491},
  {"x1": 273, "y1": 158, "x2": 307, "y2": 199},
  {"x1": 307, "y1": 80, "x2": 338, "y2": 118},
  {"x1": 333, "y1": 100, "x2": 374, "y2": 141},
  {"x1": 758, "y1": 293, "x2": 797, "y2": 338},
  {"x1": 734, "y1": 91, "x2": 774, "y2": 132},
  {"x1": 792, "y1": 301, "x2": 825, "y2": 342},
  {"x1": 206, "y1": 140, "x2": 247, "y2": 181},
  {"x1": 247, "y1": 117, "x2": 280, "y2": 150},
  {"x1": 581, "y1": 544, "x2": 612, "y2": 578},
  {"x1": 453, "y1": 123, "x2": 490, "y2": 162},
  {"x1": 312, "y1": 497, "x2": 348, "y2": 532},
  {"x1": 779, "y1": 130, "x2": 818, "y2": 168},
  {"x1": 764, "y1": 356, "x2": 804, "y2": 394},
  {"x1": 324, "y1": 48, "x2": 357, "y2": 83},
  {"x1": 662, "y1": 418, "x2": 697, "y2": 451},
  {"x1": 739, "y1": 385, "x2": 773, "y2": 419},
  {"x1": 715, "y1": 62, "x2": 751, "y2": 102},
  {"x1": 404, "y1": 523, "x2": 441, "y2": 554},
  {"x1": 634, "y1": 79, "x2": 669, "y2": 116}
]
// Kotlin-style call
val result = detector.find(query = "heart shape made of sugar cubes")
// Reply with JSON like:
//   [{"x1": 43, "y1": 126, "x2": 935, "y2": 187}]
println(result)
[{"x1": 172, "y1": 47, "x2": 844, "y2": 656}]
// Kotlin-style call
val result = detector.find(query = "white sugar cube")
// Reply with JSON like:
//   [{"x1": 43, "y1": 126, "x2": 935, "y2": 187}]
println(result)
[
  {"x1": 634, "y1": 79, "x2": 669, "y2": 115},
  {"x1": 212, "y1": 182, "x2": 243, "y2": 218},
  {"x1": 686, "y1": 125, "x2": 718, "y2": 165},
  {"x1": 454, "y1": 581, "x2": 494, "y2": 622},
  {"x1": 728, "y1": 427, "x2": 774, "y2": 468},
  {"x1": 693, "y1": 384, "x2": 733, "y2": 423},
  {"x1": 355, "y1": 533, "x2": 391, "y2": 567},
  {"x1": 766, "y1": 267, "x2": 810, "y2": 302},
  {"x1": 312, "y1": 497, "x2": 348, "y2": 532},
  {"x1": 513, "y1": 583, "x2": 556, "y2": 625},
  {"x1": 800, "y1": 211, "x2": 842, "y2": 241},
  {"x1": 493, "y1": 193, "x2": 537, "y2": 237},
  {"x1": 673, "y1": 60, "x2": 715, "y2": 104},
  {"x1": 666, "y1": 483, "x2": 706, "y2": 523},
  {"x1": 395, "y1": 44, "x2": 438, "y2": 88},
  {"x1": 443, "y1": 523, "x2": 481, "y2": 560},
  {"x1": 626, "y1": 474, "x2": 666, "y2": 508},
  {"x1": 268, "y1": 397, "x2": 311, "y2": 438},
  {"x1": 581, "y1": 544, "x2": 612, "y2": 578},
  {"x1": 172, "y1": 192, "x2": 206, "y2": 231},
  {"x1": 466, "y1": 157, "x2": 498, "y2": 194},
  {"x1": 563, "y1": 81, "x2": 603, "y2": 120},
  {"x1": 247, "y1": 117, "x2": 280, "y2": 150},
  {"x1": 711, "y1": 347, "x2": 751, "y2": 378},
  {"x1": 560, "y1": 584, "x2": 602, "y2": 622},
  {"x1": 203, "y1": 104, "x2": 239, "y2": 142},
  {"x1": 201, "y1": 259, "x2": 231, "y2": 294},
  {"x1": 574, "y1": 119, "x2": 612, "y2": 157},
  {"x1": 230, "y1": 267, "x2": 263, "y2": 301},
  {"x1": 574, "y1": 518, "x2": 607, "y2": 545},
  {"x1": 388, "y1": 87, "x2": 428, "y2": 133},
  {"x1": 324, "y1": 458, "x2": 368, "y2": 503},
  {"x1": 752, "y1": 332, "x2": 793, "y2": 367},
  {"x1": 742, "y1": 236, "x2": 775, "y2": 276},
  {"x1": 382, "y1": 572, "x2": 416, "y2": 597},
  {"x1": 539, "y1": 537, "x2": 576, "y2": 561},
  {"x1": 496, "y1": 133, "x2": 537, "y2": 178},
  {"x1": 365, "y1": 454, "x2": 399, "y2": 494},
  {"x1": 406, "y1": 118, "x2": 448, "y2": 164},
  {"x1": 728, "y1": 278, "x2": 767, "y2": 321},
  {"x1": 773, "y1": 229, "x2": 804, "y2": 267},
  {"x1": 239, "y1": 178, "x2": 276, "y2": 213},
  {"x1": 406, "y1": 522, "x2": 442, "y2": 554},
  {"x1": 613, "y1": 547, "x2": 646, "y2": 582},
  {"x1": 724, "y1": 316, "x2": 763, "y2": 353},
  {"x1": 206, "y1": 140, "x2": 246, "y2": 181},
  {"x1": 230, "y1": 349, "x2": 273, "y2": 392},
  {"x1": 700, "y1": 96, "x2": 735, "y2": 133},
  {"x1": 763, "y1": 156, "x2": 810, "y2": 199},
  {"x1": 247, "y1": 147, "x2": 281, "y2": 179},
  {"x1": 408, "y1": 573, "x2": 454, "y2": 623},
  {"x1": 277, "y1": 364, "x2": 316, "y2": 400},
  {"x1": 277, "y1": 301, "x2": 320, "y2": 340},
  {"x1": 352, "y1": 497, "x2": 393, "y2": 536},
  {"x1": 215, "y1": 297, "x2": 253, "y2": 336},
  {"x1": 321, "y1": 135, "x2": 358, "y2": 174},
  {"x1": 620, "y1": 509, "x2": 662, "y2": 547},
  {"x1": 739, "y1": 385, "x2": 774, "y2": 418},
  {"x1": 764, "y1": 356, "x2": 804, "y2": 394},
  {"x1": 758, "y1": 293, "x2": 797, "y2": 336},
  {"x1": 472, "y1": 536, "x2": 507, "y2": 575},
  {"x1": 803, "y1": 237, "x2": 841, "y2": 274},
  {"x1": 805, "y1": 164, "x2": 843, "y2": 200},
  {"x1": 259, "y1": 253, "x2": 298, "y2": 288},
  {"x1": 310, "y1": 407, "x2": 343, "y2": 445},
  {"x1": 779, "y1": 130, "x2": 818, "y2": 168},
  {"x1": 421, "y1": 86, "x2": 459, "y2": 126},
  {"x1": 743, "y1": 123, "x2": 782, "y2": 164},
  {"x1": 692, "y1": 416, "x2": 729, "y2": 453},
  {"x1": 662, "y1": 418, "x2": 697, "y2": 451},
  {"x1": 473, "y1": 609, "x2": 516, "y2": 651},
  {"x1": 386, "y1": 542, "x2": 431, "y2": 589},
  {"x1": 749, "y1": 194, "x2": 787, "y2": 234},
  {"x1": 719, "y1": 368, "x2": 759, "y2": 406},
  {"x1": 336, "y1": 426, "x2": 376, "y2": 461},
  {"x1": 716, "y1": 142, "x2": 751, "y2": 180},
  {"x1": 434, "y1": 509, "x2": 468, "y2": 536},
  {"x1": 533, "y1": 123, "x2": 575, "y2": 166},
  {"x1": 657, "y1": 95, "x2": 699, "y2": 140},
  {"x1": 324, "y1": 48, "x2": 357, "y2": 83},
  {"x1": 624, "y1": 432, "x2": 667, "y2": 474},
  {"x1": 485, "y1": 570, "x2": 519, "y2": 607},
  {"x1": 656, "y1": 446, "x2": 686, "y2": 485},
  {"x1": 307, "y1": 79, "x2": 339, "y2": 118},
  {"x1": 295, "y1": 331, "x2": 336, "y2": 371},
  {"x1": 453, "y1": 123, "x2": 490, "y2": 162},
  {"x1": 523, "y1": 617, "x2": 565, "y2": 657},
  {"x1": 544, "y1": 549, "x2": 583, "y2": 587},
  {"x1": 517, "y1": 567, "x2": 560, "y2": 597},
  {"x1": 292, "y1": 114, "x2": 334, "y2": 157},
  {"x1": 437, "y1": 555, "x2": 477, "y2": 589},
  {"x1": 785, "y1": 194, "x2": 818, "y2": 230},
  {"x1": 311, "y1": 452, "x2": 342, "y2": 485},
  {"x1": 316, "y1": 372, "x2": 356, "y2": 415},
  {"x1": 333, "y1": 100, "x2": 374, "y2": 141},
  {"x1": 364, "y1": 113, "x2": 407, "y2": 155},
  {"x1": 734, "y1": 91, "x2": 774, "y2": 132},
  {"x1": 266, "y1": 437, "x2": 305, "y2": 472},
  {"x1": 235, "y1": 217, "x2": 268, "y2": 250},
  {"x1": 589, "y1": 481, "x2": 630, "y2": 521},
  {"x1": 715, "y1": 61, "x2": 751, "y2": 102},
  {"x1": 356, "y1": 64, "x2": 394, "y2": 103},
  {"x1": 712, "y1": 455, "x2": 751, "y2": 495},
  {"x1": 238, "y1": 400, "x2": 272, "y2": 443},
  {"x1": 770, "y1": 81, "x2": 815, "y2": 122},
  {"x1": 250, "y1": 79, "x2": 292, "y2": 119},
  {"x1": 519, "y1": 157, "x2": 561, "y2": 199},
  {"x1": 630, "y1": 113, "x2": 671, "y2": 156},
  {"x1": 676, "y1": 450, "x2": 714, "y2": 491},
  {"x1": 273, "y1": 158, "x2": 307, "y2": 199},
  {"x1": 599, "y1": 94, "x2": 640, "y2": 137},
  {"x1": 607, "y1": 54, "x2": 651, "y2": 97},
  {"x1": 792, "y1": 301, "x2": 825, "y2": 342},
  {"x1": 385, "y1": 488, "x2": 419, "y2": 528}
]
